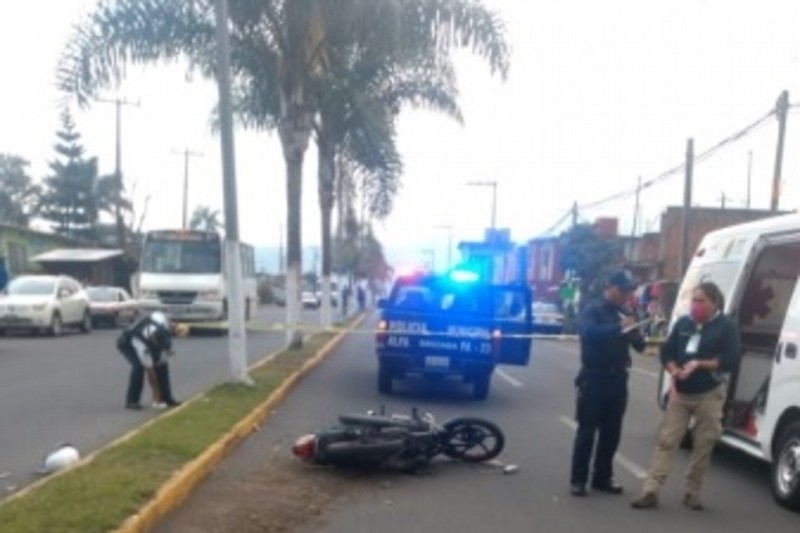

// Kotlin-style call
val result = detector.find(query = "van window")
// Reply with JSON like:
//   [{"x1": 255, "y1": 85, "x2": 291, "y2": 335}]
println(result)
[{"x1": 673, "y1": 261, "x2": 741, "y2": 319}]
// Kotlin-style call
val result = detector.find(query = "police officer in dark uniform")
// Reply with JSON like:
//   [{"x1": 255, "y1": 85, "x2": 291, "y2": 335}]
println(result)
[
  {"x1": 570, "y1": 269, "x2": 646, "y2": 496},
  {"x1": 117, "y1": 311, "x2": 182, "y2": 409}
]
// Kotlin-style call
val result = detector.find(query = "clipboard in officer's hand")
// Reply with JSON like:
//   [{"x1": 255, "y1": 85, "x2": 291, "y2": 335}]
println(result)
[{"x1": 621, "y1": 317, "x2": 658, "y2": 334}]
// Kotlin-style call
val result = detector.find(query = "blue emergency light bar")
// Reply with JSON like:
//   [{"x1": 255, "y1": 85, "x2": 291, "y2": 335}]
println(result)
[{"x1": 449, "y1": 269, "x2": 480, "y2": 283}]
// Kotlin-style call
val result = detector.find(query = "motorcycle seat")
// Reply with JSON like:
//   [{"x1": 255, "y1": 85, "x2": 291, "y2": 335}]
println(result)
[{"x1": 339, "y1": 413, "x2": 426, "y2": 429}]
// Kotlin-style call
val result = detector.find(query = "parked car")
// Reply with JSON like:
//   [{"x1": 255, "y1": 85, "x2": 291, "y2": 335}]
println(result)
[
  {"x1": 0, "y1": 274, "x2": 92, "y2": 336},
  {"x1": 302, "y1": 291, "x2": 320, "y2": 309},
  {"x1": 86, "y1": 286, "x2": 140, "y2": 327},
  {"x1": 531, "y1": 301, "x2": 564, "y2": 334}
]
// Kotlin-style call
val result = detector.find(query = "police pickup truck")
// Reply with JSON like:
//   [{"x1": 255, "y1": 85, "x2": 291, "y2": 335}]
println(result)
[{"x1": 376, "y1": 270, "x2": 533, "y2": 400}]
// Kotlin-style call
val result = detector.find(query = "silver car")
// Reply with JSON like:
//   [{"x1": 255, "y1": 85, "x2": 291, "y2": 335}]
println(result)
[{"x1": 0, "y1": 274, "x2": 92, "y2": 336}]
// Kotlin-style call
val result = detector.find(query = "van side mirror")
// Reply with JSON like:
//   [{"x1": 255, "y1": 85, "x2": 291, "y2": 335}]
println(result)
[{"x1": 377, "y1": 298, "x2": 388, "y2": 309}]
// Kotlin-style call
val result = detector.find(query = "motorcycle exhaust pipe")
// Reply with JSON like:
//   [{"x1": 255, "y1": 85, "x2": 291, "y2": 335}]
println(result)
[{"x1": 323, "y1": 439, "x2": 405, "y2": 459}]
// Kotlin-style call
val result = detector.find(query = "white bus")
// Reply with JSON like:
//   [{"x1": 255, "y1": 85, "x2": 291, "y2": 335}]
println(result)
[{"x1": 135, "y1": 229, "x2": 257, "y2": 322}]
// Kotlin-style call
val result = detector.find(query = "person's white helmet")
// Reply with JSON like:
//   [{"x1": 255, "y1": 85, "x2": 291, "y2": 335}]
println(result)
[
  {"x1": 40, "y1": 443, "x2": 80, "y2": 475},
  {"x1": 151, "y1": 311, "x2": 169, "y2": 328}
]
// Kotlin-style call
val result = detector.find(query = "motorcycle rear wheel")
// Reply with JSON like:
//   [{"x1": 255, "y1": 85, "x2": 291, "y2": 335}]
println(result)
[{"x1": 442, "y1": 418, "x2": 505, "y2": 463}]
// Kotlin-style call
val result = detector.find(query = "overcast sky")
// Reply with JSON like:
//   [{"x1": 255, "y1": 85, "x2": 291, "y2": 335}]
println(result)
[{"x1": 2, "y1": 0, "x2": 800, "y2": 270}]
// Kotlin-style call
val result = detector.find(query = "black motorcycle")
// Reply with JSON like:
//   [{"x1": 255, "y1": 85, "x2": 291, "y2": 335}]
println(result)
[{"x1": 292, "y1": 407, "x2": 505, "y2": 471}]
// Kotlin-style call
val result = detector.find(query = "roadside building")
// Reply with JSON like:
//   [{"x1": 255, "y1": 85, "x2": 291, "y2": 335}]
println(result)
[
  {"x1": 31, "y1": 248, "x2": 129, "y2": 288},
  {"x1": 0, "y1": 223, "x2": 82, "y2": 278}
]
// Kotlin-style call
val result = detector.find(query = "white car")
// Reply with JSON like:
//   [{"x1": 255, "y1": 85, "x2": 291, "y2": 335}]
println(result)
[
  {"x1": 301, "y1": 291, "x2": 320, "y2": 309},
  {"x1": 531, "y1": 301, "x2": 565, "y2": 334},
  {"x1": 0, "y1": 274, "x2": 92, "y2": 336}
]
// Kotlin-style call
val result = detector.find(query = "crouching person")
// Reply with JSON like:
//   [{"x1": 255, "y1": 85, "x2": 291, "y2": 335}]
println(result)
[{"x1": 117, "y1": 311, "x2": 184, "y2": 410}]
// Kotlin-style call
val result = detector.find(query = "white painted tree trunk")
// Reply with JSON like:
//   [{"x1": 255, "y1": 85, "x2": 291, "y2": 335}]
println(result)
[
  {"x1": 320, "y1": 275, "x2": 333, "y2": 328},
  {"x1": 285, "y1": 263, "x2": 303, "y2": 348}
]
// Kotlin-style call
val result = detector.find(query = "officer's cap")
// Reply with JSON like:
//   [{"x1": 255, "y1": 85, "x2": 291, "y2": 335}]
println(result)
[{"x1": 606, "y1": 269, "x2": 636, "y2": 292}]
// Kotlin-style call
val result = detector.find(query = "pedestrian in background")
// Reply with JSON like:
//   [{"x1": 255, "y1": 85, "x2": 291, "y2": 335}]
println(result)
[
  {"x1": 570, "y1": 269, "x2": 646, "y2": 497},
  {"x1": 357, "y1": 284, "x2": 366, "y2": 312},
  {"x1": 0, "y1": 256, "x2": 8, "y2": 292},
  {"x1": 341, "y1": 285, "x2": 351, "y2": 317},
  {"x1": 631, "y1": 281, "x2": 740, "y2": 511}
]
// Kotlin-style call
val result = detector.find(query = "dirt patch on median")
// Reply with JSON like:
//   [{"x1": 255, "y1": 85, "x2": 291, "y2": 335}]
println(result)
[{"x1": 157, "y1": 454, "x2": 392, "y2": 533}]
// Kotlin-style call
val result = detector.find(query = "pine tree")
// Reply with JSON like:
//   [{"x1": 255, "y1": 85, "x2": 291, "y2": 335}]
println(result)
[{"x1": 39, "y1": 110, "x2": 101, "y2": 241}]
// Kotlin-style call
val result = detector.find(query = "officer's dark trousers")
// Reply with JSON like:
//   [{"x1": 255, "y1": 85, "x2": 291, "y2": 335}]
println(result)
[
  {"x1": 121, "y1": 346, "x2": 144, "y2": 405},
  {"x1": 570, "y1": 377, "x2": 628, "y2": 486},
  {"x1": 154, "y1": 362, "x2": 176, "y2": 404}
]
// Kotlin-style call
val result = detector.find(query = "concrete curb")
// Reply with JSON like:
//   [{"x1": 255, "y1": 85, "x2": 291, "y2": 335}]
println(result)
[{"x1": 113, "y1": 314, "x2": 367, "y2": 533}]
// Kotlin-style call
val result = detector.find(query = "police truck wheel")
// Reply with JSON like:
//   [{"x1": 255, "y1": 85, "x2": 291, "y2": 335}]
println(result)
[
  {"x1": 771, "y1": 421, "x2": 800, "y2": 510},
  {"x1": 377, "y1": 362, "x2": 393, "y2": 395},
  {"x1": 472, "y1": 372, "x2": 491, "y2": 400}
]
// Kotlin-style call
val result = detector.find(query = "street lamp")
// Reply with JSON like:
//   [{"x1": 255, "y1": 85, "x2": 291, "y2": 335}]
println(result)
[
  {"x1": 433, "y1": 224, "x2": 453, "y2": 270},
  {"x1": 466, "y1": 180, "x2": 498, "y2": 231}
]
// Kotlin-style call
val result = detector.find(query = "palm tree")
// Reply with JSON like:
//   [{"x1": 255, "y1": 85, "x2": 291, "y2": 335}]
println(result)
[
  {"x1": 190, "y1": 205, "x2": 223, "y2": 233},
  {"x1": 58, "y1": 0, "x2": 509, "y2": 346}
]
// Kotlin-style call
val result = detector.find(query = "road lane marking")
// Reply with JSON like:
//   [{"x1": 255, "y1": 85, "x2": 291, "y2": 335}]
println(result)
[
  {"x1": 540, "y1": 341, "x2": 577, "y2": 355},
  {"x1": 496, "y1": 369, "x2": 523, "y2": 388},
  {"x1": 558, "y1": 416, "x2": 648, "y2": 480}
]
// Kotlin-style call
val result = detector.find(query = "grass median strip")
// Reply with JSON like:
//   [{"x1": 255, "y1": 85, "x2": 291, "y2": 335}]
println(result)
[{"x1": 0, "y1": 330, "x2": 339, "y2": 533}]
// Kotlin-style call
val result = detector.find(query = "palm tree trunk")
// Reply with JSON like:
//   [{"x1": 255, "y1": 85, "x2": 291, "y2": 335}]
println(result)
[
  {"x1": 280, "y1": 111, "x2": 312, "y2": 349},
  {"x1": 317, "y1": 136, "x2": 335, "y2": 328}
]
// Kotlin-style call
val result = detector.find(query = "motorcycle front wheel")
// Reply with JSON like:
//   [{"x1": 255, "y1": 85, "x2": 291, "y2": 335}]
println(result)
[{"x1": 442, "y1": 418, "x2": 505, "y2": 463}]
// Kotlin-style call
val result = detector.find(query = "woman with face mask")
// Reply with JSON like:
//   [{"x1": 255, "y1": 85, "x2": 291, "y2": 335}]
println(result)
[{"x1": 631, "y1": 281, "x2": 741, "y2": 511}]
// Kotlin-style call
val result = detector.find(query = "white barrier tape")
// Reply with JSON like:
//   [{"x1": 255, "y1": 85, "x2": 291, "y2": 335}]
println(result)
[{"x1": 179, "y1": 321, "x2": 666, "y2": 344}]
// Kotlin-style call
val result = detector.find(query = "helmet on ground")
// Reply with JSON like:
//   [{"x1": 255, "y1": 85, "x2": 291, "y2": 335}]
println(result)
[
  {"x1": 41, "y1": 444, "x2": 80, "y2": 475},
  {"x1": 150, "y1": 311, "x2": 170, "y2": 328}
]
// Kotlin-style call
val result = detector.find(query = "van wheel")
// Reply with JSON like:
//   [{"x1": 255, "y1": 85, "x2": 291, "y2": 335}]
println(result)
[
  {"x1": 377, "y1": 362, "x2": 393, "y2": 395},
  {"x1": 472, "y1": 372, "x2": 492, "y2": 401},
  {"x1": 772, "y1": 421, "x2": 800, "y2": 511}
]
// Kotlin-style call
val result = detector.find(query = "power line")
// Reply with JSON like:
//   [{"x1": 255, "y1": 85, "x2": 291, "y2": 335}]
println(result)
[
  {"x1": 534, "y1": 105, "x2": 778, "y2": 238},
  {"x1": 578, "y1": 108, "x2": 776, "y2": 213}
]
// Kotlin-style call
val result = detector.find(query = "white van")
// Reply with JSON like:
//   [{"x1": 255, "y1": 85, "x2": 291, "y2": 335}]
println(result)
[{"x1": 659, "y1": 212, "x2": 800, "y2": 510}]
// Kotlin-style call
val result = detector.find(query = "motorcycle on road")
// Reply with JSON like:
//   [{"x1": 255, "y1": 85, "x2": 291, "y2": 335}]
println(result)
[{"x1": 292, "y1": 407, "x2": 505, "y2": 472}]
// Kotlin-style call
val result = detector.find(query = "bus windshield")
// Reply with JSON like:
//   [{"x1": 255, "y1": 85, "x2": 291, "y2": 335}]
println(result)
[{"x1": 142, "y1": 237, "x2": 222, "y2": 274}]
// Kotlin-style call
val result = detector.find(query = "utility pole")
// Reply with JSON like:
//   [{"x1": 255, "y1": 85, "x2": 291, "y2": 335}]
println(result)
[
  {"x1": 747, "y1": 150, "x2": 753, "y2": 209},
  {"x1": 680, "y1": 139, "x2": 694, "y2": 278},
  {"x1": 466, "y1": 180, "x2": 498, "y2": 232},
  {"x1": 629, "y1": 176, "x2": 642, "y2": 261},
  {"x1": 97, "y1": 97, "x2": 139, "y2": 249},
  {"x1": 772, "y1": 90, "x2": 789, "y2": 211},
  {"x1": 434, "y1": 225, "x2": 454, "y2": 270},
  {"x1": 278, "y1": 223, "x2": 284, "y2": 275},
  {"x1": 719, "y1": 191, "x2": 731, "y2": 210},
  {"x1": 571, "y1": 201, "x2": 578, "y2": 228},
  {"x1": 172, "y1": 148, "x2": 204, "y2": 229},
  {"x1": 214, "y1": 0, "x2": 249, "y2": 384}
]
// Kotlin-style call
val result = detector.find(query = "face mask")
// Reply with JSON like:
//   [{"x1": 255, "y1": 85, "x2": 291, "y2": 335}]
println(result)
[{"x1": 690, "y1": 301, "x2": 712, "y2": 324}]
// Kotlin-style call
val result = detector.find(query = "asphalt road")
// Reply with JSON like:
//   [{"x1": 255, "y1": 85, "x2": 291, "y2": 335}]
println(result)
[
  {"x1": 0, "y1": 304, "x2": 339, "y2": 496},
  {"x1": 155, "y1": 314, "x2": 800, "y2": 533}
]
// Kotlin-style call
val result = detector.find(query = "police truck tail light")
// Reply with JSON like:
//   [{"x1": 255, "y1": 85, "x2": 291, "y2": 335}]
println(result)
[
  {"x1": 377, "y1": 320, "x2": 388, "y2": 344},
  {"x1": 491, "y1": 329, "x2": 502, "y2": 354}
]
